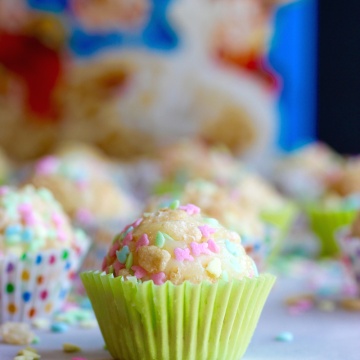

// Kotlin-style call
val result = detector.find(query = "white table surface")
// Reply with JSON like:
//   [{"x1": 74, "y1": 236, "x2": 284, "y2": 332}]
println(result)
[{"x1": 1, "y1": 276, "x2": 359, "y2": 360}]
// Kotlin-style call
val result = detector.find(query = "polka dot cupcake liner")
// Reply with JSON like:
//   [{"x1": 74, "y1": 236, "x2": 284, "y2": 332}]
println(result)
[
  {"x1": 337, "y1": 227, "x2": 360, "y2": 292},
  {"x1": 0, "y1": 248, "x2": 83, "y2": 323},
  {"x1": 81, "y1": 271, "x2": 276, "y2": 360}
]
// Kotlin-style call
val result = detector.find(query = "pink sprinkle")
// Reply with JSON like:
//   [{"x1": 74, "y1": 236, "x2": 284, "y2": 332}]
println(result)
[
  {"x1": 151, "y1": 272, "x2": 166, "y2": 285},
  {"x1": 136, "y1": 234, "x2": 149, "y2": 251},
  {"x1": 18, "y1": 203, "x2": 32, "y2": 214},
  {"x1": 190, "y1": 242, "x2": 211, "y2": 257},
  {"x1": 113, "y1": 261, "x2": 125, "y2": 275},
  {"x1": 174, "y1": 247, "x2": 194, "y2": 262},
  {"x1": 179, "y1": 204, "x2": 200, "y2": 215},
  {"x1": 132, "y1": 218, "x2": 143, "y2": 228},
  {"x1": 35, "y1": 156, "x2": 59, "y2": 175},
  {"x1": 57, "y1": 229, "x2": 67, "y2": 242},
  {"x1": 198, "y1": 225, "x2": 216, "y2": 238},
  {"x1": 109, "y1": 242, "x2": 120, "y2": 257},
  {"x1": 52, "y1": 212, "x2": 64, "y2": 227},
  {"x1": 132, "y1": 265, "x2": 147, "y2": 279},
  {"x1": 0, "y1": 186, "x2": 9, "y2": 196},
  {"x1": 122, "y1": 232, "x2": 133, "y2": 246},
  {"x1": 207, "y1": 239, "x2": 220, "y2": 253},
  {"x1": 24, "y1": 213, "x2": 36, "y2": 226},
  {"x1": 75, "y1": 208, "x2": 93, "y2": 225}
]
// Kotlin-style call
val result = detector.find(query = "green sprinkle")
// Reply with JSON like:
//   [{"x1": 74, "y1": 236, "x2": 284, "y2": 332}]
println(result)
[
  {"x1": 155, "y1": 232, "x2": 166, "y2": 248},
  {"x1": 38, "y1": 188, "x2": 53, "y2": 202},
  {"x1": 203, "y1": 217, "x2": 219, "y2": 226},
  {"x1": 163, "y1": 233, "x2": 175, "y2": 242},
  {"x1": 31, "y1": 336, "x2": 40, "y2": 344},
  {"x1": 125, "y1": 252, "x2": 133, "y2": 269},
  {"x1": 21, "y1": 253, "x2": 27, "y2": 261},
  {"x1": 169, "y1": 199, "x2": 180, "y2": 210}
]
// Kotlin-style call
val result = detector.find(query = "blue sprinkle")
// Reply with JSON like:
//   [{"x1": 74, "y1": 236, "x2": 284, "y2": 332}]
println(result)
[
  {"x1": 275, "y1": 332, "x2": 294, "y2": 342},
  {"x1": 5, "y1": 224, "x2": 22, "y2": 237},
  {"x1": 36, "y1": 255, "x2": 42, "y2": 265},
  {"x1": 51, "y1": 322, "x2": 69, "y2": 333},
  {"x1": 22, "y1": 292, "x2": 31, "y2": 302},
  {"x1": 21, "y1": 228, "x2": 33, "y2": 242},
  {"x1": 65, "y1": 261, "x2": 71, "y2": 270},
  {"x1": 116, "y1": 246, "x2": 130, "y2": 263},
  {"x1": 225, "y1": 240, "x2": 240, "y2": 256}
]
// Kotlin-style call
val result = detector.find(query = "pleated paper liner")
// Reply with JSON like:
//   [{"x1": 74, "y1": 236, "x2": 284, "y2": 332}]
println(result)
[
  {"x1": 307, "y1": 208, "x2": 357, "y2": 257},
  {"x1": 81, "y1": 272, "x2": 276, "y2": 360},
  {"x1": 261, "y1": 203, "x2": 298, "y2": 261},
  {"x1": 0, "y1": 248, "x2": 76, "y2": 323}
]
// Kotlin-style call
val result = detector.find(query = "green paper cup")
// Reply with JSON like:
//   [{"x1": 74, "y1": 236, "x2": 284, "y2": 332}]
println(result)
[
  {"x1": 81, "y1": 272, "x2": 275, "y2": 360},
  {"x1": 307, "y1": 208, "x2": 357, "y2": 257},
  {"x1": 261, "y1": 203, "x2": 298, "y2": 260}
]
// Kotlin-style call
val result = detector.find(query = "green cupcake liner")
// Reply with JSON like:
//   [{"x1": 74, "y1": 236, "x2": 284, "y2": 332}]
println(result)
[
  {"x1": 307, "y1": 209, "x2": 357, "y2": 257},
  {"x1": 261, "y1": 203, "x2": 298, "y2": 260},
  {"x1": 81, "y1": 272, "x2": 275, "y2": 360}
]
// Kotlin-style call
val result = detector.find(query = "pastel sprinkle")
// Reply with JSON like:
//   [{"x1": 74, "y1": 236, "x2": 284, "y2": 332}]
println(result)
[
  {"x1": 18, "y1": 203, "x2": 32, "y2": 214},
  {"x1": 174, "y1": 247, "x2": 194, "y2": 262},
  {"x1": 169, "y1": 199, "x2": 180, "y2": 210},
  {"x1": 32, "y1": 318, "x2": 50, "y2": 330},
  {"x1": 132, "y1": 218, "x2": 143, "y2": 228},
  {"x1": 113, "y1": 260, "x2": 125, "y2": 274},
  {"x1": 163, "y1": 233, "x2": 175, "y2": 242},
  {"x1": 198, "y1": 225, "x2": 216, "y2": 238},
  {"x1": 151, "y1": 272, "x2": 166, "y2": 285},
  {"x1": 35, "y1": 156, "x2": 58, "y2": 175},
  {"x1": 122, "y1": 232, "x2": 133, "y2": 246},
  {"x1": 120, "y1": 226, "x2": 134, "y2": 240},
  {"x1": 125, "y1": 252, "x2": 133, "y2": 269},
  {"x1": 31, "y1": 337, "x2": 40, "y2": 344},
  {"x1": 132, "y1": 266, "x2": 147, "y2": 279},
  {"x1": 63, "y1": 343, "x2": 81, "y2": 353},
  {"x1": 109, "y1": 242, "x2": 120, "y2": 257},
  {"x1": 51, "y1": 322, "x2": 69, "y2": 333},
  {"x1": 155, "y1": 232, "x2": 166, "y2": 248},
  {"x1": 21, "y1": 228, "x2": 33, "y2": 242},
  {"x1": 275, "y1": 332, "x2": 294, "y2": 342},
  {"x1": 136, "y1": 234, "x2": 149, "y2": 251},
  {"x1": 179, "y1": 203, "x2": 200, "y2": 215},
  {"x1": 206, "y1": 258, "x2": 222, "y2": 278},
  {"x1": 207, "y1": 239, "x2": 220, "y2": 253},
  {"x1": 190, "y1": 242, "x2": 211, "y2": 257},
  {"x1": 116, "y1": 246, "x2": 130, "y2": 263},
  {"x1": 225, "y1": 240, "x2": 240, "y2": 256},
  {"x1": 79, "y1": 320, "x2": 98, "y2": 329},
  {"x1": 203, "y1": 217, "x2": 219, "y2": 226}
]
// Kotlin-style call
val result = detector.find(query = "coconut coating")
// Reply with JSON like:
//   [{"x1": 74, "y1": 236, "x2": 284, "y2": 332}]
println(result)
[{"x1": 102, "y1": 205, "x2": 258, "y2": 285}]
